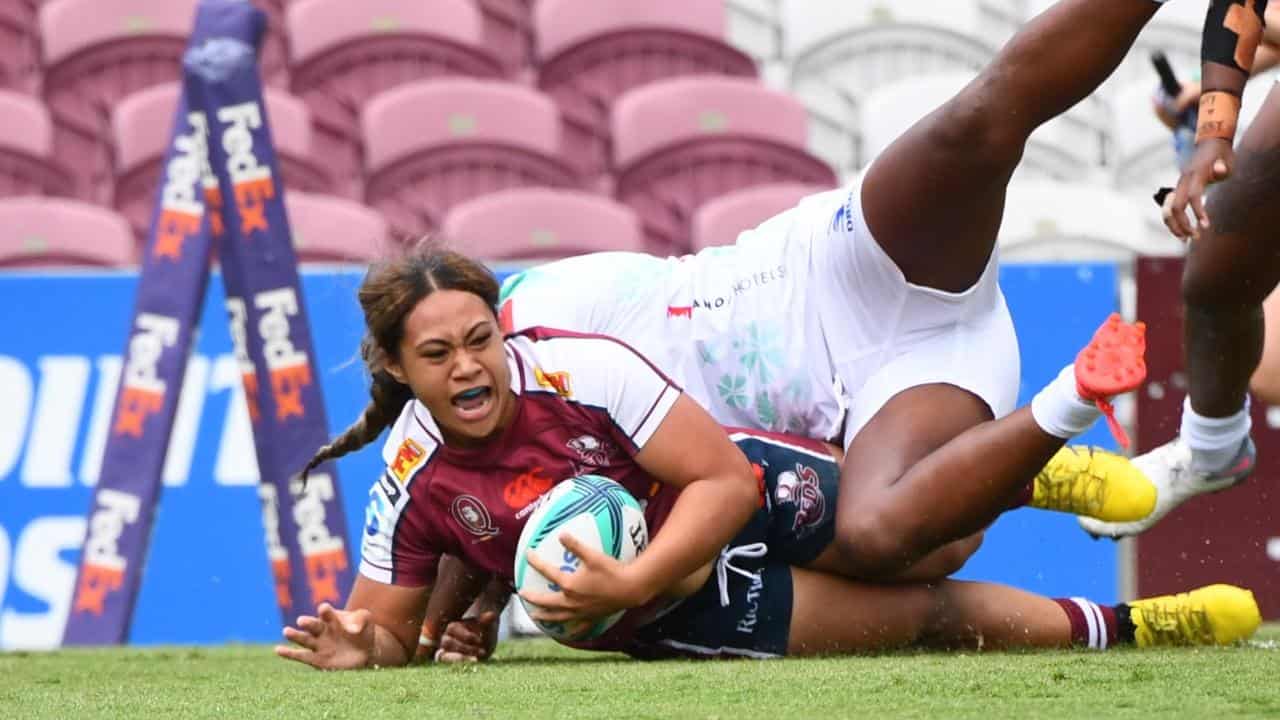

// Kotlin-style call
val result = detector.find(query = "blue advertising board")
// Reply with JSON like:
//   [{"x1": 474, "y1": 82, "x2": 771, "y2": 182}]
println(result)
[{"x1": 0, "y1": 262, "x2": 1120, "y2": 648}]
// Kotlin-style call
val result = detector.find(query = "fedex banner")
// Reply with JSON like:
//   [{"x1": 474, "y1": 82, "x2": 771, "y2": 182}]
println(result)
[{"x1": 0, "y1": 264, "x2": 1122, "y2": 648}]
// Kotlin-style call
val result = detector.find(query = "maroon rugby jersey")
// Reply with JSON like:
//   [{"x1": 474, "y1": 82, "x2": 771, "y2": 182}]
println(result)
[{"x1": 359, "y1": 327, "x2": 684, "y2": 644}]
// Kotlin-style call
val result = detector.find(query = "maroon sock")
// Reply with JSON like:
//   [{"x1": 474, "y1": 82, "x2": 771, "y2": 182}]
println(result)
[{"x1": 1054, "y1": 597, "x2": 1119, "y2": 649}]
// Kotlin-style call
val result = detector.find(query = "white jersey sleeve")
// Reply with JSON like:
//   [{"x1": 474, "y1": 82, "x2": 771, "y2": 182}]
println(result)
[
  {"x1": 359, "y1": 401, "x2": 443, "y2": 587},
  {"x1": 512, "y1": 328, "x2": 683, "y2": 450}
]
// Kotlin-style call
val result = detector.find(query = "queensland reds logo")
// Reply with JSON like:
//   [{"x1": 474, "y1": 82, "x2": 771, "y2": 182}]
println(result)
[
  {"x1": 452, "y1": 495, "x2": 500, "y2": 540},
  {"x1": 567, "y1": 435, "x2": 615, "y2": 469},
  {"x1": 774, "y1": 463, "x2": 826, "y2": 532},
  {"x1": 503, "y1": 466, "x2": 554, "y2": 510}
]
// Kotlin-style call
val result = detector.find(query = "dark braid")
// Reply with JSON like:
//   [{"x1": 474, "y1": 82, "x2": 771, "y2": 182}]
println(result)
[{"x1": 302, "y1": 241, "x2": 500, "y2": 482}]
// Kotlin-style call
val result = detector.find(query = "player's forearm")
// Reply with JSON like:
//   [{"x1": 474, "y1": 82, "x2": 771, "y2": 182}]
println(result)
[
  {"x1": 420, "y1": 555, "x2": 490, "y2": 648},
  {"x1": 624, "y1": 471, "x2": 758, "y2": 605},
  {"x1": 368, "y1": 624, "x2": 414, "y2": 668}
]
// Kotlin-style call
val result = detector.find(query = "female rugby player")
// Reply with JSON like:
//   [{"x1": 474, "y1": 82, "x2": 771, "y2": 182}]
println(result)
[{"x1": 275, "y1": 247, "x2": 1258, "y2": 669}]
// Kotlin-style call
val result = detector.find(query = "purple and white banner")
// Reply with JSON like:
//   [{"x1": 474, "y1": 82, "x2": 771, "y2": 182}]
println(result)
[{"x1": 62, "y1": 0, "x2": 351, "y2": 645}]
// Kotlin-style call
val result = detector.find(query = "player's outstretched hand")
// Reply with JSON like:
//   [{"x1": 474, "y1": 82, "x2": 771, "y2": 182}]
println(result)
[
  {"x1": 1164, "y1": 138, "x2": 1233, "y2": 241},
  {"x1": 275, "y1": 602, "x2": 375, "y2": 670},
  {"x1": 435, "y1": 611, "x2": 500, "y2": 663},
  {"x1": 519, "y1": 533, "x2": 646, "y2": 625}
]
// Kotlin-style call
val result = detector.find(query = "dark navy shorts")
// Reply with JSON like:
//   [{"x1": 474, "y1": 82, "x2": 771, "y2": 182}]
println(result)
[{"x1": 625, "y1": 430, "x2": 841, "y2": 659}]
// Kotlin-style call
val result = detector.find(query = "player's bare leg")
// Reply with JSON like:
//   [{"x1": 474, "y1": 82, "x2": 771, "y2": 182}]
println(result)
[{"x1": 785, "y1": 569, "x2": 1261, "y2": 656}]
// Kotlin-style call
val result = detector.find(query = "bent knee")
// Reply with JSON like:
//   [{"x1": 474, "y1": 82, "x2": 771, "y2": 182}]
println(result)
[{"x1": 832, "y1": 512, "x2": 916, "y2": 579}]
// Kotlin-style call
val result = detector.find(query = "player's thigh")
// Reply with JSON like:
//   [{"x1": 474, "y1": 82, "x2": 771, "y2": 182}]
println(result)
[
  {"x1": 786, "y1": 567, "x2": 935, "y2": 655},
  {"x1": 1185, "y1": 84, "x2": 1280, "y2": 307},
  {"x1": 859, "y1": 76, "x2": 1022, "y2": 293}
]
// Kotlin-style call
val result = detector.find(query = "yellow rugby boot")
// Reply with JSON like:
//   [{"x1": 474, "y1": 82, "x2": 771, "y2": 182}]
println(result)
[
  {"x1": 1030, "y1": 445, "x2": 1157, "y2": 522},
  {"x1": 1128, "y1": 584, "x2": 1261, "y2": 647}
]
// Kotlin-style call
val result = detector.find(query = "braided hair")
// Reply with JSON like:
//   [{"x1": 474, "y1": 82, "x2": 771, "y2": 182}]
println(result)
[{"x1": 302, "y1": 243, "x2": 500, "y2": 481}]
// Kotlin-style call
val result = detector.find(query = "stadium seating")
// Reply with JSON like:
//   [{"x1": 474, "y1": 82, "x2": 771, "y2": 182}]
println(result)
[
  {"x1": 285, "y1": 192, "x2": 389, "y2": 263},
  {"x1": 476, "y1": 0, "x2": 535, "y2": 72},
  {"x1": 997, "y1": 179, "x2": 1181, "y2": 261},
  {"x1": 361, "y1": 79, "x2": 578, "y2": 239},
  {"x1": 535, "y1": 0, "x2": 757, "y2": 180},
  {"x1": 785, "y1": 1, "x2": 972, "y2": 53},
  {"x1": 0, "y1": 90, "x2": 73, "y2": 198},
  {"x1": 111, "y1": 83, "x2": 331, "y2": 239},
  {"x1": 39, "y1": 0, "x2": 197, "y2": 202},
  {"x1": 0, "y1": 0, "x2": 38, "y2": 93},
  {"x1": 690, "y1": 182, "x2": 829, "y2": 250},
  {"x1": 0, "y1": 197, "x2": 135, "y2": 267},
  {"x1": 442, "y1": 188, "x2": 644, "y2": 261},
  {"x1": 1111, "y1": 80, "x2": 1177, "y2": 193},
  {"x1": 612, "y1": 76, "x2": 836, "y2": 255},
  {"x1": 857, "y1": 72, "x2": 1099, "y2": 181},
  {"x1": 724, "y1": 0, "x2": 784, "y2": 63},
  {"x1": 287, "y1": 0, "x2": 503, "y2": 197},
  {"x1": 250, "y1": 0, "x2": 290, "y2": 87},
  {"x1": 783, "y1": 4, "x2": 996, "y2": 177}
]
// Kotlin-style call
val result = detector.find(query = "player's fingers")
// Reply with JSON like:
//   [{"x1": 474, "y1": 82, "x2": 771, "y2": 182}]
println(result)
[
  {"x1": 316, "y1": 602, "x2": 337, "y2": 624},
  {"x1": 475, "y1": 610, "x2": 500, "y2": 627},
  {"x1": 274, "y1": 644, "x2": 319, "y2": 668},
  {"x1": 283, "y1": 626, "x2": 320, "y2": 650},
  {"x1": 1161, "y1": 191, "x2": 1184, "y2": 240},
  {"x1": 525, "y1": 551, "x2": 571, "y2": 590},
  {"x1": 1190, "y1": 191, "x2": 1210, "y2": 234},
  {"x1": 1169, "y1": 180, "x2": 1194, "y2": 239},
  {"x1": 342, "y1": 608, "x2": 371, "y2": 636},
  {"x1": 450, "y1": 624, "x2": 484, "y2": 647},
  {"x1": 440, "y1": 634, "x2": 484, "y2": 658},
  {"x1": 518, "y1": 588, "x2": 573, "y2": 611},
  {"x1": 296, "y1": 615, "x2": 325, "y2": 635},
  {"x1": 435, "y1": 650, "x2": 479, "y2": 664},
  {"x1": 559, "y1": 533, "x2": 611, "y2": 568}
]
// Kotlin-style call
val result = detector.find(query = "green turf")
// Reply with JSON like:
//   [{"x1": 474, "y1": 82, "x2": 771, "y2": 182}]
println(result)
[{"x1": 3, "y1": 628, "x2": 1279, "y2": 720}]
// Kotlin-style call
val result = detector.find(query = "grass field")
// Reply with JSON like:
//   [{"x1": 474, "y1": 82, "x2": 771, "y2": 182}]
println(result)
[{"x1": 4, "y1": 628, "x2": 1279, "y2": 720}]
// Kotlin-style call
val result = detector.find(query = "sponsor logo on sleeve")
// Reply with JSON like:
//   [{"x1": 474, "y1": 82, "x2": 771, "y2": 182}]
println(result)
[{"x1": 534, "y1": 367, "x2": 572, "y2": 398}]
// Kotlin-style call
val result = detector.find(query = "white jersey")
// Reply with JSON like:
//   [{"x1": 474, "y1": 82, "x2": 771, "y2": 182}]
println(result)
[
  {"x1": 499, "y1": 190, "x2": 848, "y2": 441},
  {"x1": 499, "y1": 181, "x2": 1020, "y2": 447}
]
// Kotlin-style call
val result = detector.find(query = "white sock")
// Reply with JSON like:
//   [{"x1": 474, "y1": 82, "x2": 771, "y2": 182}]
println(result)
[
  {"x1": 1180, "y1": 397, "x2": 1251, "y2": 473},
  {"x1": 1032, "y1": 364, "x2": 1102, "y2": 439}
]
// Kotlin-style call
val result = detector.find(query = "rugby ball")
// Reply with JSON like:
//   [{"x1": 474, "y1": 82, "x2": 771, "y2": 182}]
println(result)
[{"x1": 513, "y1": 474, "x2": 648, "y2": 642}]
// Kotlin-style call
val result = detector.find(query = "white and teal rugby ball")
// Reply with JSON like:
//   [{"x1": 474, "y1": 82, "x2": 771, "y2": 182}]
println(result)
[{"x1": 513, "y1": 474, "x2": 648, "y2": 642}]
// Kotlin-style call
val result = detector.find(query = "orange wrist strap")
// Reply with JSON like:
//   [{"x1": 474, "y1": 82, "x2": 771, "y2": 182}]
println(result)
[{"x1": 1196, "y1": 90, "x2": 1242, "y2": 143}]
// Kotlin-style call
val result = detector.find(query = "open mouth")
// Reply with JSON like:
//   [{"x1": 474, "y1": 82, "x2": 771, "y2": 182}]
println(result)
[{"x1": 450, "y1": 386, "x2": 494, "y2": 423}]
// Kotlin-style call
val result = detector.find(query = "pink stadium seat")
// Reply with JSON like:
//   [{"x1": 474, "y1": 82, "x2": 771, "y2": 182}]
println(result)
[
  {"x1": 111, "y1": 83, "x2": 331, "y2": 239},
  {"x1": 287, "y1": 0, "x2": 503, "y2": 197},
  {"x1": 613, "y1": 76, "x2": 837, "y2": 255},
  {"x1": 285, "y1": 192, "x2": 389, "y2": 263},
  {"x1": 0, "y1": 0, "x2": 39, "y2": 93},
  {"x1": 476, "y1": 0, "x2": 534, "y2": 72},
  {"x1": 251, "y1": 0, "x2": 289, "y2": 87},
  {"x1": 535, "y1": 0, "x2": 756, "y2": 180},
  {"x1": 0, "y1": 90, "x2": 73, "y2": 197},
  {"x1": 0, "y1": 197, "x2": 135, "y2": 267},
  {"x1": 442, "y1": 188, "x2": 642, "y2": 261},
  {"x1": 39, "y1": 0, "x2": 197, "y2": 202},
  {"x1": 691, "y1": 183, "x2": 832, "y2": 251},
  {"x1": 362, "y1": 79, "x2": 578, "y2": 239}
]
